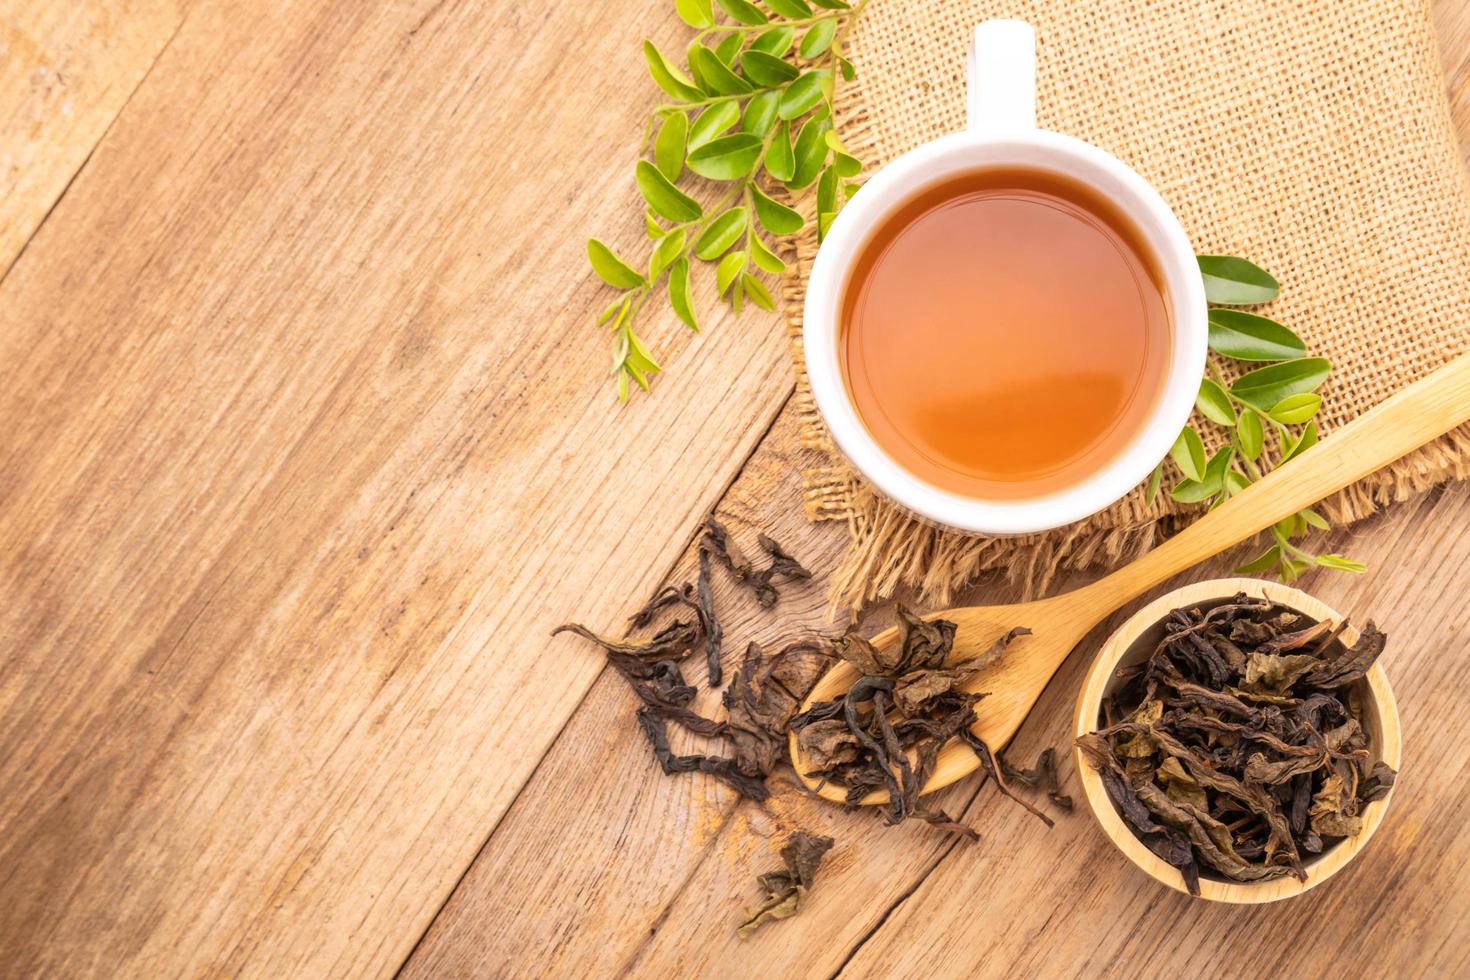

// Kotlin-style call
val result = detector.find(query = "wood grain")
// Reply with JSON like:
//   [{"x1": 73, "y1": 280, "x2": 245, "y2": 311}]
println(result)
[
  {"x1": 0, "y1": 0, "x2": 803, "y2": 975},
  {"x1": 0, "y1": 0, "x2": 184, "y2": 274}
]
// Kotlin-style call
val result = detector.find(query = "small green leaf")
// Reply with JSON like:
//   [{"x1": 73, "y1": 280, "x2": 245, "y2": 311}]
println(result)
[
  {"x1": 1316, "y1": 554, "x2": 1366, "y2": 573},
  {"x1": 750, "y1": 26, "x2": 794, "y2": 56},
  {"x1": 1230, "y1": 357, "x2": 1331, "y2": 412},
  {"x1": 618, "y1": 369, "x2": 630, "y2": 402},
  {"x1": 789, "y1": 116, "x2": 832, "y2": 189},
  {"x1": 1170, "y1": 479, "x2": 1215, "y2": 504},
  {"x1": 649, "y1": 227, "x2": 686, "y2": 278},
  {"x1": 716, "y1": 0, "x2": 769, "y2": 24},
  {"x1": 832, "y1": 150, "x2": 862, "y2": 179},
  {"x1": 752, "y1": 184, "x2": 802, "y2": 235},
  {"x1": 597, "y1": 295, "x2": 627, "y2": 325},
  {"x1": 1171, "y1": 447, "x2": 1233, "y2": 504},
  {"x1": 742, "y1": 90, "x2": 780, "y2": 137},
  {"x1": 1274, "y1": 514, "x2": 1302, "y2": 538},
  {"x1": 818, "y1": 210, "x2": 836, "y2": 239},
  {"x1": 836, "y1": 54, "x2": 856, "y2": 80},
  {"x1": 778, "y1": 69, "x2": 830, "y2": 120},
  {"x1": 714, "y1": 32, "x2": 743, "y2": 65},
  {"x1": 635, "y1": 161, "x2": 702, "y2": 223},
  {"x1": 1144, "y1": 462, "x2": 1163, "y2": 507},
  {"x1": 675, "y1": 0, "x2": 714, "y2": 28},
  {"x1": 654, "y1": 112, "x2": 688, "y2": 181},
  {"x1": 687, "y1": 133, "x2": 763, "y2": 180},
  {"x1": 694, "y1": 207, "x2": 748, "y2": 260},
  {"x1": 1235, "y1": 544, "x2": 1283, "y2": 575},
  {"x1": 626, "y1": 330, "x2": 661, "y2": 374},
  {"x1": 1198, "y1": 255, "x2": 1280, "y2": 305},
  {"x1": 742, "y1": 272, "x2": 775, "y2": 310},
  {"x1": 645, "y1": 210, "x2": 665, "y2": 238},
  {"x1": 644, "y1": 42, "x2": 704, "y2": 102},
  {"x1": 1300, "y1": 507, "x2": 1329, "y2": 530},
  {"x1": 689, "y1": 44, "x2": 752, "y2": 95},
  {"x1": 750, "y1": 232, "x2": 786, "y2": 274},
  {"x1": 1268, "y1": 392, "x2": 1322, "y2": 425},
  {"x1": 817, "y1": 165, "x2": 837, "y2": 217},
  {"x1": 1238, "y1": 409, "x2": 1265, "y2": 461},
  {"x1": 717, "y1": 250, "x2": 747, "y2": 295},
  {"x1": 741, "y1": 49, "x2": 799, "y2": 86},
  {"x1": 1279, "y1": 554, "x2": 1312, "y2": 582},
  {"x1": 588, "y1": 239, "x2": 645, "y2": 288},
  {"x1": 1281, "y1": 420, "x2": 1319, "y2": 462},
  {"x1": 1207, "y1": 309, "x2": 1305, "y2": 361},
  {"x1": 764, "y1": 0, "x2": 812, "y2": 16},
  {"x1": 669, "y1": 257, "x2": 697, "y2": 331},
  {"x1": 688, "y1": 102, "x2": 740, "y2": 150},
  {"x1": 799, "y1": 19, "x2": 837, "y2": 58},
  {"x1": 1171, "y1": 427, "x2": 1207, "y2": 481},
  {"x1": 1196, "y1": 377, "x2": 1236, "y2": 426},
  {"x1": 764, "y1": 121, "x2": 795, "y2": 181},
  {"x1": 1225, "y1": 468, "x2": 1250, "y2": 494}
]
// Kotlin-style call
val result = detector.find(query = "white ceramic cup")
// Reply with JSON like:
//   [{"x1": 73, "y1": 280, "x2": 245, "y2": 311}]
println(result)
[{"x1": 804, "y1": 19, "x2": 1206, "y2": 536}]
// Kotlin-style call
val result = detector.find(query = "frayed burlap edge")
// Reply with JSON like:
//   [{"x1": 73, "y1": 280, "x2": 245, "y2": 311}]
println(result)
[{"x1": 786, "y1": 35, "x2": 1470, "y2": 614}]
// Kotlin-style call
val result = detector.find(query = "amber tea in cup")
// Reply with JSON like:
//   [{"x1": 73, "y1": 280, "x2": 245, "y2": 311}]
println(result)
[{"x1": 839, "y1": 167, "x2": 1172, "y2": 501}]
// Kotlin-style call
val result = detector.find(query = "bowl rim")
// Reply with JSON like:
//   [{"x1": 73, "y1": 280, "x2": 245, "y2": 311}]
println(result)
[{"x1": 1071, "y1": 577, "x2": 1402, "y2": 904}]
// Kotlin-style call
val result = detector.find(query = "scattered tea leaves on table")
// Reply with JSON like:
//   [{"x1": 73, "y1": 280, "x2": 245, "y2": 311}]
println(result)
[
  {"x1": 703, "y1": 517, "x2": 811, "y2": 608},
  {"x1": 1076, "y1": 594, "x2": 1396, "y2": 895},
  {"x1": 1001, "y1": 747, "x2": 1074, "y2": 812},
  {"x1": 1156, "y1": 256, "x2": 1361, "y2": 582},
  {"x1": 591, "y1": 0, "x2": 872, "y2": 398},
  {"x1": 737, "y1": 832, "x2": 835, "y2": 937}
]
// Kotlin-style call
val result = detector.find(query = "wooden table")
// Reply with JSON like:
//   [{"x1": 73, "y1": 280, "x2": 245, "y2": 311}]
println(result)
[{"x1": 2, "y1": 2, "x2": 1468, "y2": 976}]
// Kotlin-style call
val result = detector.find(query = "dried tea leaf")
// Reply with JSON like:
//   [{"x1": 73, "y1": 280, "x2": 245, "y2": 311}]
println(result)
[
  {"x1": 737, "y1": 832, "x2": 834, "y2": 937},
  {"x1": 1243, "y1": 651, "x2": 1320, "y2": 693},
  {"x1": 637, "y1": 709, "x2": 769, "y2": 801}
]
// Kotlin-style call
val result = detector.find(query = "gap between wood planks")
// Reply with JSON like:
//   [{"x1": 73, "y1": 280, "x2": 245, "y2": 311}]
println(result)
[
  {"x1": 0, "y1": 7, "x2": 191, "y2": 289},
  {"x1": 394, "y1": 380, "x2": 801, "y2": 975}
]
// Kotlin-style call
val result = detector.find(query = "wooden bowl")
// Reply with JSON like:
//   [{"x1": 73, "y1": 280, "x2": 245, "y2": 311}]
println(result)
[{"x1": 1072, "y1": 577, "x2": 1401, "y2": 903}]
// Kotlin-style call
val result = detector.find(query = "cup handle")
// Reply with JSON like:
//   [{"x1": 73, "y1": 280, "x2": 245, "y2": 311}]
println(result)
[{"x1": 966, "y1": 20, "x2": 1037, "y2": 132}]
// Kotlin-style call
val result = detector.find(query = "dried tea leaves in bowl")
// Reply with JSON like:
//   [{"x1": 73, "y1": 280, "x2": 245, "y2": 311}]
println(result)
[{"x1": 1076, "y1": 592, "x2": 1396, "y2": 895}]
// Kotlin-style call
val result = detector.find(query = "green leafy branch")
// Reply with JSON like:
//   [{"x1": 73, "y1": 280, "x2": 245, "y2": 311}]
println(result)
[
  {"x1": 587, "y1": 0, "x2": 870, "y2": 400},
  {"x1": 1148, "y1": 255, "x2": 1364, "y2": 581}
]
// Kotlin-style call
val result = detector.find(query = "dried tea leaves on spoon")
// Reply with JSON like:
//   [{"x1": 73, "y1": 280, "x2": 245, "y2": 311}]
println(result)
[
  {"x1": 1076, "y1": 593, "x2": 1396, "y2": 895},
  {"x1": 791, "y1": 606, "x2": 1053, "y2": 837}
]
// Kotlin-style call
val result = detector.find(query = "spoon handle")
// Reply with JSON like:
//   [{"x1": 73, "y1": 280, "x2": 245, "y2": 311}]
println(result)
[{"x1": 1086, "y1": 352, "x2": 1470, "y2": 610}]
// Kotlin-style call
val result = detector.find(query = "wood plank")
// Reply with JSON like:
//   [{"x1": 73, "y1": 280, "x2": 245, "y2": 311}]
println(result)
[
  {"x1": 0, "y1": 0, "x2": 184, "y2": 274},
  {"x1": 407, "y1": 5, "x2": 1470, "y2": 974},
  {"x1": 0, "y1": 0, "x2": 804, "y2": 975}
]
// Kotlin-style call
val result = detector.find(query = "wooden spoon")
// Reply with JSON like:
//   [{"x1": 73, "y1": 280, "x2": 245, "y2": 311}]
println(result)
[{"x1": 790, "y1": 352, "x2": 1470, "y2": 804}]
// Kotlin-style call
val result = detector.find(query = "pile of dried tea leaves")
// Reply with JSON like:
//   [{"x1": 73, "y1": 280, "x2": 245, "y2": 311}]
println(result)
[
  {"x1": 737, "y1": 832, "x2": 834, "y2": 938},
  {"x1": 558, "y1": 523, "x2": 1069, "y2": 934},
  {"x1": 791, "y1": 607, "x2": 1056, "y2": 837},
  {"x1": 1076, "y1": 593, "x2": 1396, "y2": 895},
  {"x1": 555, "y1": 519, "x2": 828, "y2": 803}
]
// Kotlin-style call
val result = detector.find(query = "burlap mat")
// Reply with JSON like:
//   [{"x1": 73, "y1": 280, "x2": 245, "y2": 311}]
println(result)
[{"x1": 790, "y1": 0, "x2": 1470, "y2": 610}]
